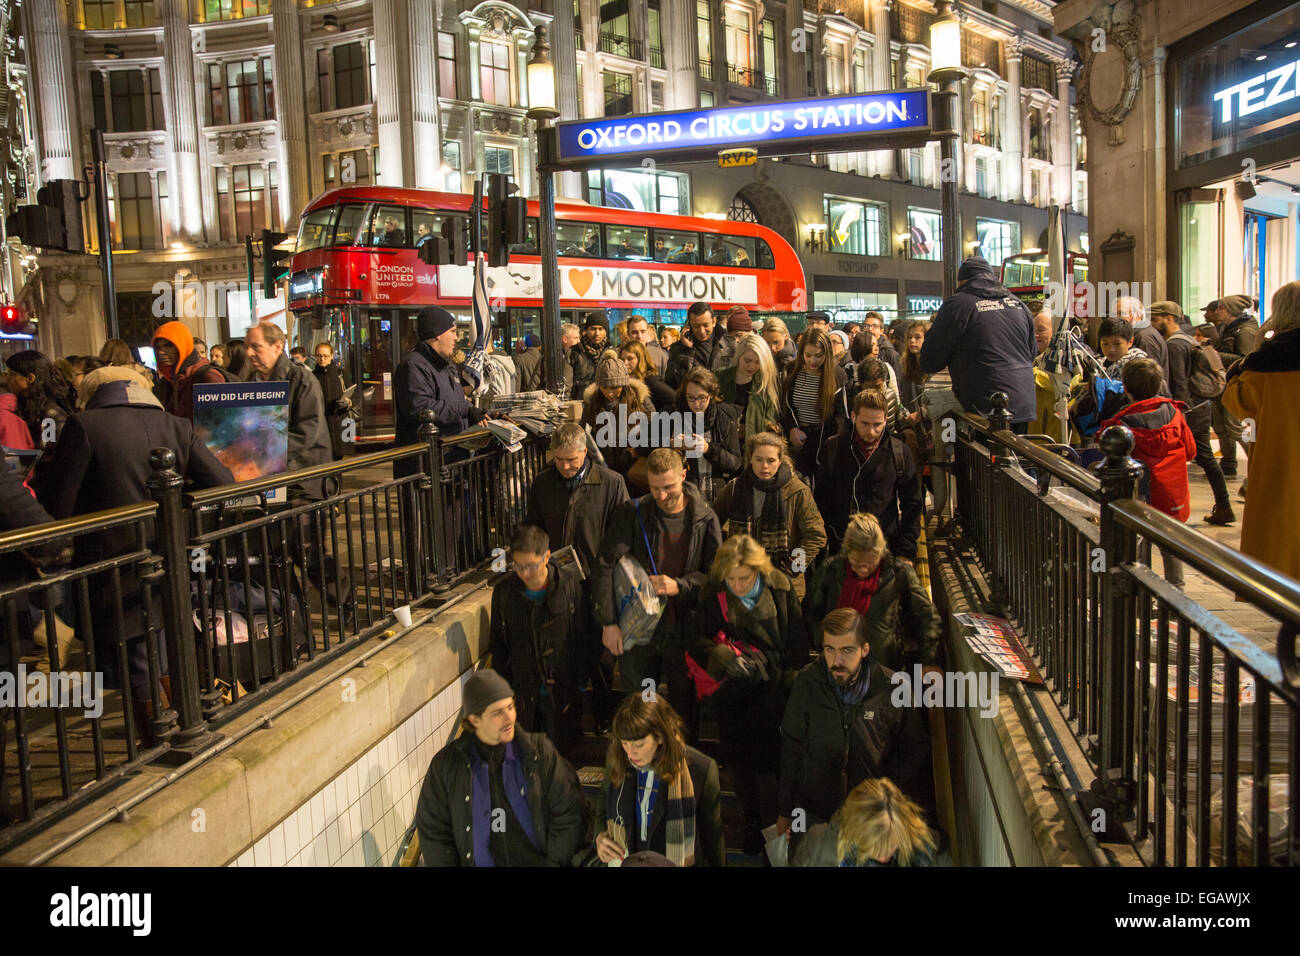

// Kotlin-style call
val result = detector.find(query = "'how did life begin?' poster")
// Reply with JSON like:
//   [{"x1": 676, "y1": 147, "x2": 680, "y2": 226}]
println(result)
[{"x1": 193, "y1": 383, "x2": 290, "y2": 495}]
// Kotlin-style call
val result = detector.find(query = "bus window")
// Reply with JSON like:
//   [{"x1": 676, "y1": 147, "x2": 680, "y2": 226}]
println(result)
[
  {"x1": 557, "y1": 221, "x2": 600, "y2": 257},
  {"x1": 755, "y1": 238, "x2": 775, "y2": 270},
  {"x1": 605, "y1": 224, "x2": 650, "y2": 260},
  {"x1": 702, "y1": 236, "x2": 732, "y2": 266},
  {"x1": 509, "y1": 219, "x2": 539, "y2": 255},
  {"x1": 1072, "y1": 258, "x2": 1088, "y2": 284},
  {"x1": 655, "y1": 229, "x2": 701, "y2": 264},
  {"x1": 719, "y1": 235, "x2": 757, "y2": 267},
  {"x1": 368, "y1": 205, "x2": 409, "y2": 247},
  {"x1": 333, "y1": 204, "x2": 369, "y2": 246},
  {"x1": 298, "y1": 206, "x2": 336, "y2": 252}
]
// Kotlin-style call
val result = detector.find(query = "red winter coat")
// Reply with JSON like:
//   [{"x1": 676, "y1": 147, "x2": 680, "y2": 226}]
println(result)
[
  {"x1": 1101, "y1": 396, "x2": 1196, "y2": 521},
  {"x1": 0, "y1": 392, "x2": 34, "y2": 449}
]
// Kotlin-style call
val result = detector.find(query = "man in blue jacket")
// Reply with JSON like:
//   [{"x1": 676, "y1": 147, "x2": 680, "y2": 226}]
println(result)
[
  {"x1": 919, "y1": 255, "x2": 1037, "y2": 428},
  {"x1": 394, "y1": 306, "x2": 485, "y2": 476}
]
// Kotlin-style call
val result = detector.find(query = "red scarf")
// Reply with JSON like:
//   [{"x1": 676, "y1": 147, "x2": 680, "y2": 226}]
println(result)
[
  {"x1": 853, "y1": 431, "x2": 880, "y2": 462},
  {"x1": 838, "y1": 564, "x2": 883, "y2": 616}
]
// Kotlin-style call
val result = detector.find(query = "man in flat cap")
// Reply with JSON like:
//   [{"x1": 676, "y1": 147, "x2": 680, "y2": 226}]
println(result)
[{"x1": 415, "y1": 668, "x2": 587, "y2": 866}]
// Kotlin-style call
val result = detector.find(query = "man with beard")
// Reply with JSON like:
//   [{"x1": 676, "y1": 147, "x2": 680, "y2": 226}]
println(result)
[
  {"x1": 776, "y1": 608, "x2": 929, "y2": 846},
  {"x1": 569, "y1": 313, "x2": 607, "y2": 400}
]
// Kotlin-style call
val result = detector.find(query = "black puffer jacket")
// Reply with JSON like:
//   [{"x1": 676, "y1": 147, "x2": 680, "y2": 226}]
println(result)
[
  {"x1": 525, "y1": 460, "x2": 628, "y2": 577},
  {"x1": 665, "y1": 325, "x2": 735, "y2": 389},
  {"x1": 415, "y1": 729, "x2": 587, "y2": 867},
  {"x1": 778, "y1": 657, "x2": 930, "y2": 824},
  {"x1": 919, "y1": 272, "x2": 1037, "y2": 422},
  {"x1": 803, "y1": 552, "x2": 941, "y2": 668}
]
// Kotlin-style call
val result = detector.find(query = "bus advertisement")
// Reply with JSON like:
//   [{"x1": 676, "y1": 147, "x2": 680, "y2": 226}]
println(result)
[{"x1": 284, "y1": 186, "x2": 807, "y2": 438}]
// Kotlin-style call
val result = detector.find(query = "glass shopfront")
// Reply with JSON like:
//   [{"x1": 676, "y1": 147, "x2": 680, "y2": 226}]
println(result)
[{"x1": 1169, "y1": 0, "x2": 1300, "y2": 318}]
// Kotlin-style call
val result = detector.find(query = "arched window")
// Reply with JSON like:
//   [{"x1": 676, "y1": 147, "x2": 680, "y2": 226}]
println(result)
[{"x1": 729, "y1": 194, "x2": 759, "y2": 223}]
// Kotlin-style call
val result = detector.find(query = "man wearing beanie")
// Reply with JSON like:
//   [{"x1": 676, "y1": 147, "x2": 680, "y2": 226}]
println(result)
[
  {"x1": 415, "y1": 668, "x2": 586, "y2": 866},
  {"x1": 1209, "y1": 294, "x2": 1259, "y2": 480},
  {"x1": 725, "y1": 305, "x2": 753, "y2": 342},
  {"x1": 151, "y1": 320, "x2": 231, "y2": 420},
  {"x1": 394, "y1": 305, "x2": 486, "y2": 474},
  {"x1": 920, "y1": 255, "x2": 1037, "y2": 427},
  {"x1": 569, "y1": 312, "x2": 606, "y2": 399}
]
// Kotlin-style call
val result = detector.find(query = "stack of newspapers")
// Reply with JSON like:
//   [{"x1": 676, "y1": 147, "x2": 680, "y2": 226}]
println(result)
[{"x1": 489, "y1": 390, "x2": 563, "y2": 438}]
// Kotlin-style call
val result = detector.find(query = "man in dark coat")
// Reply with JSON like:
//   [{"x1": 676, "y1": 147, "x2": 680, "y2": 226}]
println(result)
[
  {"x1": 592, "y1": 448, "x2": 722, "y2": 738},
  {"x1": 919, "y1": 255, "x2": 1037, "y2": 425},
  {"x1": 312, "y1": 342, "x2": 351, "y2": 460},
  {"x1": 664, "y1": 302, "x2": 735, "y2": 389},
  {"x1": 394, "y1": 306, "x2": 485, "y2": 475},
  {"x1": 568, "y1": 313, "x2": 606, "y2": 400},
  {"x1": 1209, "y1": 293, "x2": 1259, "y2": 480},
  {"x1": 816, "y1": 388, "x2": 923, "y2": 560},
  {"x1": 34, "y1": 366, "x2": 232, "y2": 725},
  {"x1": 415, "y1": 669, "x2": 587, "y2": 866},
  {"x1": 525, "y1": 422, "x2": 629, "y2": 727},
  {"x1": 777, "y1": 608, "x2": 930, "y2": 839},
  {"x1": 489, "y1": 525, "x2": 588, "y2": 760}
]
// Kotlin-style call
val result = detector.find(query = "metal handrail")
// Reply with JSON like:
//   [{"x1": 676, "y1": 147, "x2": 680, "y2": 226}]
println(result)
[
  {"x1": 185, "y1": 443, "x2": 427, "y2": 506},
  {"x1": 0, "y1": 502, "x2": 155, "y2": 553}
]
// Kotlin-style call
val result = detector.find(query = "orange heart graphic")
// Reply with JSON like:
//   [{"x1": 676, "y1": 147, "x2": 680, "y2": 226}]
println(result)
[{"x1": 569, "y1": 269, "x2": 594, "y2": 296}]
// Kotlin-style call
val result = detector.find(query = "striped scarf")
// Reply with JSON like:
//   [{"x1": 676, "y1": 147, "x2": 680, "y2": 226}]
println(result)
[{"x1": 605, "y1": 757, "x2": 698, "y2": 866}]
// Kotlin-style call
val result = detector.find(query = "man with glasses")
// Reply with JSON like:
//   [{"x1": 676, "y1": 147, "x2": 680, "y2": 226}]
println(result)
[
  {"x1": 487, "y1": 525, "x2": 589, "y2": 762},
  {"x1": 863, "y1": 311, "x2": 902, "y2": 382}
]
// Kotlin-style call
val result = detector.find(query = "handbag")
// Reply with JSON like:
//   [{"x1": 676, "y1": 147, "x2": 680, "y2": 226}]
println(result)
[{"x1": 686, "y1": 590, "x2": 770, "y2": 701}]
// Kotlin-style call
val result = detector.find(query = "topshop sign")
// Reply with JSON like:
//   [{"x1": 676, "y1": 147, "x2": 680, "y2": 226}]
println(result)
[{"x1": 551, "y1": 90, "x2": 932, "y2": 168}]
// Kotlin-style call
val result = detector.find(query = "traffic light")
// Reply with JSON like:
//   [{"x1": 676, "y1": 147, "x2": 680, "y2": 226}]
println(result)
[
  {"x1": 487, "y1": 173, "x2": 528, "y2": 268},
  {"x1": 418, "y1": 216, "x2": 467, "y2": 266},
  {"x1": 5, "y1": 179, "x2": 84, "y2": 253},
  {"x1": 261, "y1": 229, "x2": 291, "y2": 299},
  {"x1": 0, "y1": 304, "x2": 30, "y2": 338}
]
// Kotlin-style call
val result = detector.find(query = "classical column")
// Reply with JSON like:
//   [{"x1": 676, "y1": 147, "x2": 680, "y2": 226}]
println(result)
[
  {"x1": 375, "y1": 0, "x2": 411, "y2": 186},
  {"x1": 550, "y1": 0, "x2": 583, "y2": 198},
  {"x1": 26, "y1": 0, "x2": 80, "y2": 181},
  {"x1": 785, "y1": 0, "x2": 807, "y2": 101},
  {"x1": 1053, "y1": 59, "x2": 1075, "y2": 208},
  {"x1": 161, "y1": 0, "x2": 203, "y2": 241},
  {"x1": 271, "y1": 0, "x2": 310, "y2": 223},
  {"x1": 1004, "y1": 38, "x2": 1023, "y2": 203},
  {"x1": 661, "y1": 0, "x2": 697, "y2": 111},
  {"x1": 409, "y1": 0, "x2": 442, "y2": 187},
  {"x1": 867, "y1": 0, "x2": 893, "y2": 178}
]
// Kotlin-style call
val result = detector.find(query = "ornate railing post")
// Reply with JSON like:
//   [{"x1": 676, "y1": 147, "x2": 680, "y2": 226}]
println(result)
[
  {"x1": 147, "y1": 448, "x2": 219, "y2": 759},
  {"x1": 1092, "y1": 424, "x2": 1143, "y2": 818}
]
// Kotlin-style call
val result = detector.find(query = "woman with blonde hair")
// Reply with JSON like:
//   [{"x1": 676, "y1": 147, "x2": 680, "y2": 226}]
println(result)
[
  {"x1": 794, "y1": 777, "x2": 946, "y2": 867},
  {"x1": 716, "y1": 332, "x2": 782, "y2": 447},
  {"x1": 617, "y1": 339, "x2": 675, "y2": 411},
  {"x1": 803, "y1": 512, "x2": 941, "y2": 668},
  {"x1": 710, "y1": 431, "x2": 825, "y2": 597},
  {"x1": 687, "y1": 532, "x2": 806, "y2": 854},
  {"x1": 761, "y1": 317, "x2": 796, "y2": 372},
  {"x1": 780, "y1": 326, "x2": 849, "y2": 488},
  {"x1": 1222, "y1": 280, "x2": 1300, "y2": 583},
  {"x1": 593, "y1": 694, "x2": 725, "y2": 867}
]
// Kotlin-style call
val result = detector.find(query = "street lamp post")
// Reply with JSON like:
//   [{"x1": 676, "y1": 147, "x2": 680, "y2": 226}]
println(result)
[
  {"x1": 526, "y1": 24, "x2": 565, "y2": 398},
  {"x1": 928, "y1": 0, "x2": 968, "y2": 300}
]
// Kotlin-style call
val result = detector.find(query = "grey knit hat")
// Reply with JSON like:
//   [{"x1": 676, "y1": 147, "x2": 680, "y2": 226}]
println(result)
[
  {"x1": 596, "y1": 354, "x2": 631, "y2": 388},
  {"x1": 463, "y1": 669, "x2": 514, "y2": 716}
]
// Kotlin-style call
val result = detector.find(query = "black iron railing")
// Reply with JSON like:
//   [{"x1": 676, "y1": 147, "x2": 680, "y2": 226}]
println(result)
[
  {"x1": 0, "y1": 412, "x2": 549, "y2": 843},
  {"x1": 599, "y1": 31, "x2": 643, "y2": 60},
  {"x1": 728, "y1": 65, "x2": 758, "y2": 87},
  {"x1": 946, "y1": 393, "x2": 1300, "y2": 866},
  {"x1": 699, "y1": 59, "x2": 714, "y2": 81},
  {"x1": 649, "y1": 46, "x2": 664, "y2": 69}
]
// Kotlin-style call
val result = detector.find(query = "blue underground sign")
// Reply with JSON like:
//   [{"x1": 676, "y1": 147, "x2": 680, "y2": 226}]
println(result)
[{"x1": 552, "y1": 89, "x2": 932, "y2": 168}]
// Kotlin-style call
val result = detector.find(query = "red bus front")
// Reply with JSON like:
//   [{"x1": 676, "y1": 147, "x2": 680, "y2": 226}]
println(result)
[{"x1": 283, "y1": 186, "x2": 806, "y2": 439}]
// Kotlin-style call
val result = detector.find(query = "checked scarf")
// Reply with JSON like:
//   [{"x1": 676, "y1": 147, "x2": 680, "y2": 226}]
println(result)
[
  {"x1": 724, "y1": 462, "x2": 792, "y2": 557},
  {"x1": 605, "y1": 756, "x2": 698, "y2": 867}
]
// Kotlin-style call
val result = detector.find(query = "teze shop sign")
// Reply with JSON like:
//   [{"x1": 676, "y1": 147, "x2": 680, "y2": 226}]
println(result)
[
  {"x1": 1213, "y1": 60, "x2": 1300, "y2": 123},
  {"x1": 552, "y1": 90, "x2": 932, "y2": 167}
]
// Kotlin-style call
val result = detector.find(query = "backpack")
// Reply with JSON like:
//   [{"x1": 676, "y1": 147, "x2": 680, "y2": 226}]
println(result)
[
  {"x1": 1171, "y1": 333, "x2": 1226, "y2": 399},
  {"x1": 1072, "y1": 373, "x2": 1127, "y2": 438}
]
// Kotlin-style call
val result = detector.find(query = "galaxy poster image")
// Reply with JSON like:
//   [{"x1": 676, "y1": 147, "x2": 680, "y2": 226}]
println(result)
[{"x1": 193, "y1": 382, "x2": 290, "y2": 487}]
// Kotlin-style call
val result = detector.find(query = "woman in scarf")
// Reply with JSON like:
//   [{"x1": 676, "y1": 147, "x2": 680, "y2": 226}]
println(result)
[
  {"x1": 716, "y1": 332, "x2": 783, "y2": 449},
  {"x1": 593, "y1": 695, "x2": 725, "y2": 867},
  {"x1": 710, "y1": 432, "x2": 825, "y2": 598},
  {"x1": 687, "y1": 533, "x2": 807, "y2": 855},
  {"x1": 803, "y1": 512, "x2": 941, "y2": 669}
]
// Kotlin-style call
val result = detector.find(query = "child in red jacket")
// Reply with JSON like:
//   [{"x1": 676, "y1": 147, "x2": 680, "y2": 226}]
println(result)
[{"x1": 1100, "y1": 358, "x2": 1197, "y2": 589}]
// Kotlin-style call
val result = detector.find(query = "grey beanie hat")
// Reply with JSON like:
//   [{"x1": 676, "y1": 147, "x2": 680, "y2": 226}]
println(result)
[{"x1": 463, "y1": 668, "x2": 514, "y2": 716}]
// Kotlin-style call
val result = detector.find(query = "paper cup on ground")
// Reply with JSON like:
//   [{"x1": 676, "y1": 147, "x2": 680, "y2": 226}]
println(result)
[{"x1": 394, "y1": 605, "x2": 413, "y2": 629}]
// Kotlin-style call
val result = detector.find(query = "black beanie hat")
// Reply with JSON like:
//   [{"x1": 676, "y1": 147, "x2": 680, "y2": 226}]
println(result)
[
  {"x1": 463, "y1": 668, "x2": 514, "y2": 717},
  {"x1": 417, "y1": 306, "x2": 457, "y2": 341}
]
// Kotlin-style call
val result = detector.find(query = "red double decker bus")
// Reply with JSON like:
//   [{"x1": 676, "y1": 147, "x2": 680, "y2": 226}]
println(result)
[{"x1": 285, "y1": 185, "x2": 806, "y2": 438}]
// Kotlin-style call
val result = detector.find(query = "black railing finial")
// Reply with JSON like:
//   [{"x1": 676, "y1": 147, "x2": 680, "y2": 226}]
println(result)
[{"x1": 987, "y1": 391, "x2": 1011, "y2": 433}]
